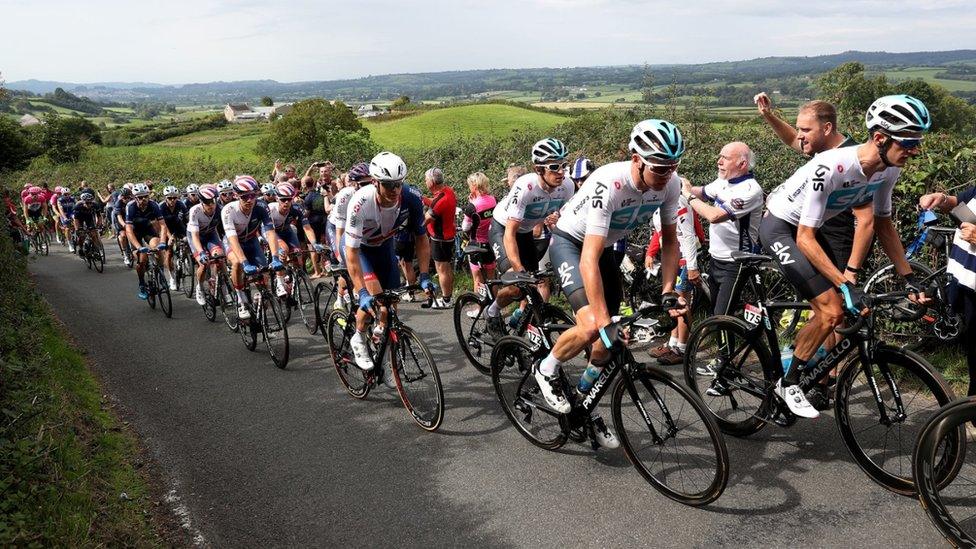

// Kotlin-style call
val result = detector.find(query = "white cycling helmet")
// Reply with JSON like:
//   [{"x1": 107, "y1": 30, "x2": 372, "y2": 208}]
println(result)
[
  {"x1": 369, "y1": 152, "x2": 408, "y2": 183},
  {"x1": 865, "y1": 94, "x2": 931, "y2": 134},
  {"x1": 185, "y1": 184, "x2": 200, "y2": 194},
  {"x1": 531, "y1": 138, "x2": 568, "y2": 165},
  {"x1": 163, "y1": 185, "x2": 179, "y2": 198},
  {"x1": 216, "y1": 179, "x2": 233, "y2": 193},
  {"x1": 260, "y1": 183, "x2": 276, "y2": 195},
  {"x1": 123, "y1": 182, "x2": 135, "y2": 191},
  {"x1": 629, "y1": 119, "x2": 685, "y2": 164},
  {"x1": 132, "y1": 183, "x2": 150, "y2": 197}
]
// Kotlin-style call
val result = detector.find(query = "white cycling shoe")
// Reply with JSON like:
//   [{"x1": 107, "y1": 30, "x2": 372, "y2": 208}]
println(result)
[
  {"x1": 237, "y1": 303, "x2": 251, "y2": 320},
  {"x1": 532, "y1": 363, "x2": 571, "y2": 414},
  {"x1": 195, "y1": 287, "x2": 206, "y2": 306},
  {"x1": 350, "y1": 332, "x2": 375, "y2": 371},
  {"x1": 592, "y1": 415, "x2": 620, "y2": 449},
  {"x1": 774, "y1": 379, "x2": 820, "y2": 419}
]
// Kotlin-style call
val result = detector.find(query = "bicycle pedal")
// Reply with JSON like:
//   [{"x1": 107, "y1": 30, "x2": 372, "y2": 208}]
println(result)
[{"x1": 771, "y1": 409, "x2": 797, "y2": 428}]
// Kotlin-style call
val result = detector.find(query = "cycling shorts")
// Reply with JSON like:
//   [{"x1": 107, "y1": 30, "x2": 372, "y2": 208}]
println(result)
[
  {"x1": 189, "y1": 231, "x2": 224, "y2": 258},
  {"x1": 759, "y1": 213, "x2": 834, "y2": 300},
  {"x1": 549, "y1": 231, "x2": 622, "y2": 315},
  {"x1": 275, "y1": 226, "x2": 302, "y2": 253},
  {"x1": 231, "y1": 237, "x2": 268, "y2": 269},
  {"x1": 26, "y1": 208, "x2": 42, "y2": 221},
  {"x1": 132, "y1": 226, "x2": 159, "y2": 246},
  {"x1": 75, "y1": 214, "x2": 98, "y2": 230},
  {"x1": 490, "y1": 220, "x2": 539, "y2": 274},
  {"x1": 355, "y1": 237, "x2": 400, "y2": 290},
  {"x1": 395, "y1": 237, "x2": 416, "y2": 262},
  {"x1": 430, "y1": 237, "x2": 454, "y2": 263}
]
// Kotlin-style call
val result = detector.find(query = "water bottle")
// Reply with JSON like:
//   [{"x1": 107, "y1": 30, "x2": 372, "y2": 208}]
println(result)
[
  {"x1": 577, "y1": 364, "x2": 604, "y2": 393},
  {"x1": 507, "y1": 308, "x2": 523, "y2": 329},
  {"x1": 780, "y1": 345, "x2": 794, "y2": 375}
]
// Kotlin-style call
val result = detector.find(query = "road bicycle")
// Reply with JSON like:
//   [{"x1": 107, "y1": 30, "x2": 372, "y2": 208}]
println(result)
[
  {"x1": 326, "y1": 284, "x2": 444, "y2": 431},
  {"x1": 453, "y1": 251, "x2": 574, "y2": 375},
  {"x1": 274, "y1": 250, "x2": 317, "y2": 334},
  {"x1": 683, "y1": 250, "x2": 961, "y2": 495},
  {"x1": 143, "y1": 247, "x2": 173, "y2": 318},
  {"x1": 28, "y1": 221, "x2": 50, "y2": 256},
  {"x1": 913, "y1": 396, "x2": 976, "y2": 547},
  {"x1": 198, "y1": 252, "x2": 231, "y2": 324},
  {"x1": 491, "y1": 297, "x2": 729, "y2": 505},
  {"x1": 237, "y1": 265, "x2": 290, "y2": 369},
  {"x1": 313, "y1": 262, "x2": 355, "y2": 335},
  {"x1": 77, "y1": 229, "x2": 105, "y2": 273},
  {"x1": 172, "y1": 237, "x2": 195, "y2": 298}
]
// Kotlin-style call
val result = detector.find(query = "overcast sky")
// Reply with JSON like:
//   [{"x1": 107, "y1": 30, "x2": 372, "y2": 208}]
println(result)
[{"x1": 2, "y1": 0, "x2": 975, "y2": 84}]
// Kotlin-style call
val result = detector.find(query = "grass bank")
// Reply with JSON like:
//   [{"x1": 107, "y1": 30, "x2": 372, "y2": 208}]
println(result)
[{"x1": 0, "y1": 220, "x2": 177, "y2": 546}]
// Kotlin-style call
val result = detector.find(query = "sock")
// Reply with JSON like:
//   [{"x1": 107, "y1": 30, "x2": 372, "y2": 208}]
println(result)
[
  {"x1": 539, "y1": 353, "x2": 561, "y2": 376},
  {"x1": 487, "y1": 301, "x2": 501, "y2": 317},
  {"x1": 351, "y1": 331, "x2": 364, "y2": 344},
  {"x1": 783, "y1": 356, "x2": 808, "y2": 386},
  {"x1": 237, "y1": 289, "x2": 247, "y2": 302},
  {"x1": 137, "y1": 273, "x2": 145, "y2": 285},
  {"x1": 668, "y1": 336, "x2": 679, "y2": 348},
  {"x1": 676, "y1": 342, "x2": 687, "y2": 353}
]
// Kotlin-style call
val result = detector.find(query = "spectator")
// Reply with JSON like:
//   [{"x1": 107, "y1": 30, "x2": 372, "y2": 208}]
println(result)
[
  {"x1": 460, "y1": 172, "x2": 497, "y2": 293},
  {"x1": 422, "y1": 168, "x2": 457, "y2": 309}
]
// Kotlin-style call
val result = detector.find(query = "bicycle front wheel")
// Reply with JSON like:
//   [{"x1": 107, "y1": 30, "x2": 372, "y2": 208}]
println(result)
[
  {"x1": 491, "y1": 336, "x2": 567, "y2": 450},
  {"x1": 612, "y1": 366, "x2": 729, "y2": 506},
  {"x1": 391, "y1": 326, "x2": 444, "y2": 431},
  {"x1": 453, "y1": 292, "x2": 492, "y2": 375},
  {"x1": 836, "y1": 344, "x2": 962, "y2": 496},
  {"x1": 913, "y1": 397, "x2": 975, "y2": 547},
  {"x1": 326, "y1": 310, "x2": 370, "y2": 399},
  {"x1": 179, "y1": 252, "x2": 195, "y2": 298},
  {"x1": 260, "y1": 291, "x2": 290, "y2": 369},
  {"x1": 92, "y1": 240, "x2": 105, "y2": 273},
  {"x1": 157, "y1": 268, "x2": 173, "y2": 318},
  {"x1": 294, "y1": 269, "x2": 317, "y2": 335}
]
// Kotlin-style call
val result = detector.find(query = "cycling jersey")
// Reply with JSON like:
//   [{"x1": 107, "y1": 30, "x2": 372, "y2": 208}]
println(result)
[
  {"x1": 492, "y1": 173, "x2": 574, "y2": 233},
  {"x1": 268, "y1": 202, "x2": 309, "y2": 231},
  {"x1": 329, "y1": 186, "x2": 356, "y2": 228},
  {"x1": 700, "y1": 172, "x2": 764, "y2": 261},
  {"x1": 73, "y1": 202, "x2": 98, "y2": 228},
  {"x1": 125, "y1": 200, "x2": 163, "y2": 235},
  {"x1": 461, "y1": 194, "x2": 496, "y2": 243},
  {"x1": 160, "y1": 200, "x2": 188, "y2": 236},
  {"x1": 555, "y1": 161, "x2": 680, "y2": 245},
  {"x1": 187, "y1": 203, "x2": 222, "y2": 237},
  {"x1": 22, "y1": 194, "x2": 44, "y2": 212},
  {"x1": 221, "y1": 201, "x2": 273, "y2": 242},
  {"x1": 344, "y1": 184, "x2": 425, "y2": 249},
  {"x1": 58, "y1": 194, "x2": 76, "y2": 219},
  {"x1": 425, "y1": 186, "x2": 457, "y2": 240},
  {"x1": 765, "y1": 145, "x2": 897, "y2": 228}
]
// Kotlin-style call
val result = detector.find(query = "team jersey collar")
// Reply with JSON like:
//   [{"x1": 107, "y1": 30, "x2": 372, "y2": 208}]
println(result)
[{"x1": 728, "y1": 172, "x2": 754, "y2": 185}]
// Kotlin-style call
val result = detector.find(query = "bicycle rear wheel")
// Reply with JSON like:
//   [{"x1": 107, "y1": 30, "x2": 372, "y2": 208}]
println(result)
[
  {"x1": 219, "y1": 273, "x2": 239, "y2": 332},
  {"x1": 260, "y1": 291, "x2": 290, "y2": 369},
  {"x1": 294, "y1": 269, "x2": 317, "y2": 334},
  {"x1": 92, "y1": 240, "x2": 105, "y2": 273},
  {"x1": 612, "y1": 366, "x2": 729, "y2": 506},
  {"x1": 491, "y1": 336, "x2": 567, "y2": 450},
  {"x1": 836, "y1": 344, "x2": 963, "y2": 496},
  {"x1": 454, "y1": 292, "x2": 492, "y2": 375},
  {"x1": 156, "y1": 268, "x2": 173, "y2": 318},
  {"x1": 391, "y1": 326, "x2": 444, "y2": 431},
  {"x1": 913, "y1": 397, "x2": 976, "y2": 547},
  {"x1": 326, "y1": 310, "x2": 370, "y2": 399},
  {"x1": 179, "y1": 251, "x2": 195, "y2": 298},
  {"x1": 683, "y1": 315, "x2": 770, "y2": 437}
]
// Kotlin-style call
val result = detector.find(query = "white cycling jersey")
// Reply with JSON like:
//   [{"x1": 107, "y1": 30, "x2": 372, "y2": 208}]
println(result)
[
  {"x1": 220, "y1": 200, "x2": 273, "y2": 241},
  {"x1": 491, "y1": 173, "x2": 574, "y2": 233},
  {"x1": 766, "y1": 145, "x2": 897, "y2": 228},
  {"x1": 556, "y1": 161, "x2": 680, "y2": 245},
  {"x1": 701, "y1": 173, "x2": 764, "y2": 262},
  {"x1": 344, "y1": 184, "x2": 425, "y2": 249},
  {"x1": 329, "y1": 186, "x2": 356, "y2": 228},
  {"x1": 186, "y1": 203, "x2": 221, "y2": 236}
]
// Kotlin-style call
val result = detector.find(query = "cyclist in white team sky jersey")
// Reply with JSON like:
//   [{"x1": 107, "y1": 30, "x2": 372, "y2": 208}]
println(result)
[{"x1": 759, "y1": 94, "x2": 933, "y2": 419}]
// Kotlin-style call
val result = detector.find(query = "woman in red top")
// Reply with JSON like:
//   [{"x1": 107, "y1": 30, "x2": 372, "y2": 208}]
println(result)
[{"x1": 422, "y1": 168, "x2": 457, "y2": 309}]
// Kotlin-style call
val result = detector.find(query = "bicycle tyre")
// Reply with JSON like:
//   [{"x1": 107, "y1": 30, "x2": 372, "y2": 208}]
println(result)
[
  {"x1": 180, "y1": 250, "x2": 195, "y2": 298},
  {"x1": 277, "y1": 275, "x2": 293, "y2": 324},
  {"x1": 326, "y1": 310, "x2": 370, "y2": 399},
  {"x1": 157, "y1": 268, "x2": 173, "y2": 318},
  {"x1": 146, "y1": 269, "x2": 158, "y2": 309},
  {"x1": 391, "y1": 326, "x2": 444, "y2": 431},
  {"x1": 863, "y1": 261, "x2": 951, "y2": 350},
  {"x1": 202, "y1": 275, "x2": 218, "y2": 322},
  {"x1": 835, "y1": 344, "x2": 962, "y2": 496},
  {"x1": 261, "y1": 291, "x2": 290, "y2": 369},
  {"x1": 913, "y1": 397, "x2": 976, "y2": 548},
  {"x1": 491, "y1": 335, "x2": 568, "y2": 450},
  {"x1": 294, "y1": 269, "x2": 317, "y2": 335},
  {"x1": 219, "y1": 272, "x2": 239, "y2": 332},
  {"x1": 453, "y1": 291, "x2": 492, "y2": 375},
  {"x1": 612, "y1": 365, "x2": 729, "y2": 506},
  {"x1": 683, "y1": 315, "x2": 771, "y2": 437},
  {"x1": 93, "y1": 240, "x2": 105, "y2": 273}
]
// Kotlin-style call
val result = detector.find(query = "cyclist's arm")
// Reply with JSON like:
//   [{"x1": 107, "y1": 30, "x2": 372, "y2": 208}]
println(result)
[
  {"x1": 345, "y1": 246, "x2": 366, "y2": 293},
  {"x1": 846, "y1": 202, "x2": 875, "y2": 277},
  {"x1": 190, "y1": 229, "x2": 205, "y2": 256},
  {"x1": 796, "y1": 224, "x2": 846, "y2": 287},
  {"x1": 658, "y1": 223, "x2": 681, "y2": 293},
  {"x1": 153, "y1": 219, "x2": 169, "y2": 243},
  {"x1": 226, "y1": 233, "x2": 245, "y2": 264},
  {"x1": 875, "y1": 216, "x2": 913, "y2": 277},
  {"x1": 676, "y1": 201, "x2": 700, "y2": 271},
  {"x1": 125, "y1": 223, "x2": 140, "y2": 249},
  {"x1": 503, "y1": 219, "x2": 524, "y2": 272},
  {"x1": 414, "y1": 234, "x2": 432, "y2": 276},
  {"x1": 580, "y1": 232, "x2": 610, "y2": 325}
]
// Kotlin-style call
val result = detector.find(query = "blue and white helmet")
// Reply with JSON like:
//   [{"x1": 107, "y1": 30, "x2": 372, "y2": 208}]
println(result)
[
  {"x1": 569, "y1": 157, "x2": 595, "y2": 180},
  {"x1": 629, "y1": 119, "x2": 684, "y2": 164},
  {"x1": 531, "y1": 138, "x2": 568, "y2": 164},
  {"x1": 865, "y1": 94, "x2": 931, "y2": 133}
]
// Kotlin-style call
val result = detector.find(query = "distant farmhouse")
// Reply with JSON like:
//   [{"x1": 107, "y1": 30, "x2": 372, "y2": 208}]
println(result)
[
  {"x1": 223, "y1": 102, "x2": 293, "y2": 123},
  {"x1": 357, "y1": 104, "x2": 386, "y2": 118},
  {"x1": 19, "y1": 114, "x2": 42, "y2": 127}
]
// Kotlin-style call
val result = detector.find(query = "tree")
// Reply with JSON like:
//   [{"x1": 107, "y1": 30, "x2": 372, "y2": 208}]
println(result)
[
  {"x1": 0, "y1": 117, "x2": 37, "y2": 171},
  {"x1": 391, "y1": 95, "x2": 411, "y2": 109},
  {"x1": 40, "y1": 114, "x2": 101, "y2": 163},
  {"x1": 892, "y1": 79, "x2": 976, "y2": 134},
  {"x1": 640, "y1": 65, "x2": 655, "y2": 104},
  {"x1": 258, "y1": 98, "x2": 369, "y2": 158},
  {"x1": 260, "y1": 96, "x2": 274, "y2": 107},
  {"x1": 817, "y1": 62, "x2": 889, "y2": 134}
]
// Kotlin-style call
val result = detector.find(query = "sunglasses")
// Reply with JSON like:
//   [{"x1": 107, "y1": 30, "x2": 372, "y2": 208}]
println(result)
[
  {"x1": 220, "y1": 192, "x2": 233, "y2": 198},
  {"x1": 887, "y1": 134, "x2": 923, "y2": 150},
  {"x1": 201, "y1": 199, "x2": 215, "y2": 206},
  {"x1": 278, "y1": 197, "x2": 293, "y2": 202},
  {"x1": 166, "y1": 196, "x2": 178, "y2": 200},
  {"x1": 380, "y1": 180, "x2": 403, "y2": 189},
  {"x1": 646, "y1": 162, "x2": 680, "y2": 176},
  {"x1": 543, "y1": 162, "x2": 568, "y2": 173},
  {"x1": 136, "y1": 195, "x2": 149, "y2": 200},
  {"x1": 239, "y1": 193, "x2": 257, "y2": 201}
]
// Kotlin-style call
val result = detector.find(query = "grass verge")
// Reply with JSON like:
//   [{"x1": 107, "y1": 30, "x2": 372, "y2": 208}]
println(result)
[{"x1": 0, "y1": 219, "x2": 177, "y2": 546}]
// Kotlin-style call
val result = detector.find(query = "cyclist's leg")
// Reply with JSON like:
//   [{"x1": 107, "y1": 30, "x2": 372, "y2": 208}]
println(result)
[{"x1": 487, "y1": 221, "x2": 537, "y2": 313}]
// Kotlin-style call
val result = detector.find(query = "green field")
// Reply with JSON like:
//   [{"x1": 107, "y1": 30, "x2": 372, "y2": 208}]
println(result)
[
  {"x1": 363, "y1": 103, "x2": 567, "y2": 149},
  {"x1": 132, "y1": 123, "x2": 266, "y2": 162},
  {"x1": 880, "y1": 67, "x2": 976, "y2": 92}
]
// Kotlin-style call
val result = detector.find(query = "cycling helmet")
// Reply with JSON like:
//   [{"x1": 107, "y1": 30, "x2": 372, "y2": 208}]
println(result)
[
  {"x1": 198, "y1": 185, "x2": 218, "y2": 202},
  {"x1": 369, "y1": 152, "x2": 408, "y2": 182},
  {"x1": 865, "y1": 94, "x2": 931, "y2": 134},
  {"x1": 629, "y1": 119, "x2": 685, "y2": 164},
  {"x1": 80, "y1": 192, "x2": 94, "y2": 202},
  {"x1": 132, "y1": 183, "x2": 150, "y2": 197},
  {"x1": 275, "y1": 183, "x2": 297, "y2": 199},
  {"x1": 163, "y1": 185, "x2": 180, "y2": 198},
  {"x1": 233, "y1": 175, "x2": 258, "y2": 193},
  {"x1": 28, "y1": 186, "x2": 43, "y2": 195},
  {"x1": 531, "y1": 138, "x2": 568, "y2": 164},
  {"x1": 185, "y1": 184, "x2": 200, "y2": 194},
  {"x1": 123, "y1": 182, "x2": 135, "y2": 191},
  {"x1": 347, "y1": 162, "x2": 371, "y2": 183},
  {"x1": 60, "y1": 186, "x2": 71, "y2": 195},
  {"x1": 260, "y1": 183, "x2": 275, "y2": 195},
  {"x1": 569, "y1": 157, "x2": 595, "y2": 180},
  {"x1": 216, "y1": 179, "x2": 233, "y2": 193},
  {"x1": 120, "y1": 187, "x2": 133, "y2": 199}
]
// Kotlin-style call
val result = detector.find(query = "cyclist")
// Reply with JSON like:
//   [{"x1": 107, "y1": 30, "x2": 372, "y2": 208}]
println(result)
[
  {"x1": 344, "y1": 152, "x2": 435, "y2": 372},
  {"x1": 540, "y1": 119, "x2": 689, "y2": 449},
  {"x1": 187, "y1": 185, "x2": 225, "y2": 306},
  {"x1": 125, "y1": 183, "x2": 170, "y2": 299},
  {"x1": 485, "y1": 138, "x2": 576, "y2": 338},
  {"x1": 422, "y1": 167, "x2": 457, "y2": 308},
  {"x1": 72, "y1": 192, "x2": 100, "y2": 256},
  {"x1": 216, "y1": 180, "x2": 235, "y2": 208},
  {"x1": 268, "y1": 182, "x2": 325, "y2": 297},
  {"x1": 328, "y1": 163, "x2": 372, "y2": 309},
  {"x1": 56, "y1": 187, "x2": 77, "y2": 253},
  {"x1": 260, "y1": 183, "x2": 277, "y2": 207},
  {"x1": 569, "y1": 156, "x2": 595, "y2": 190},
  {"x1": 20, "y1": 186, "x2": 48, "y2": 235},
  {"x1": 183, "y1": 184, "x2": 201, "y2": 211},
  {"x1": 221, "y1": 176, "x2": 283, "y2": 321},
  {"x1": 114, "y1": 187, "x2": 134, "y2": 267},
  {"x1": 760, "y1": 94, "x2": 933, "y2": 419},
  {"x1": 460, "y1": 172, "x2": 497, "y2": 295},
  {"x1": 159, "y1": 185, "x2": 189, "y2": 291}
]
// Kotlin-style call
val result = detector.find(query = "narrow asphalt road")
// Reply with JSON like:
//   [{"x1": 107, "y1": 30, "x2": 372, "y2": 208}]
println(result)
[{"x1": 29, "y1": 243, "x2": 944, "y2": 548}]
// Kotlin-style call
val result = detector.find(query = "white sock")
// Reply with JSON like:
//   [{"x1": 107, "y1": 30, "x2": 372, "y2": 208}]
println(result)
[
  {"x1": 487, "y1": 301, "x2": 501, "y2": 317},
  {"x1": 676, "y1": 342, "x2": 687, "y2": 353},
  {"x1": 539, "y1": 353, "x2": 560, "y2": 376},
  {"x1": 669, "y1": 336, "x2": 679, "y2": 348}
]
